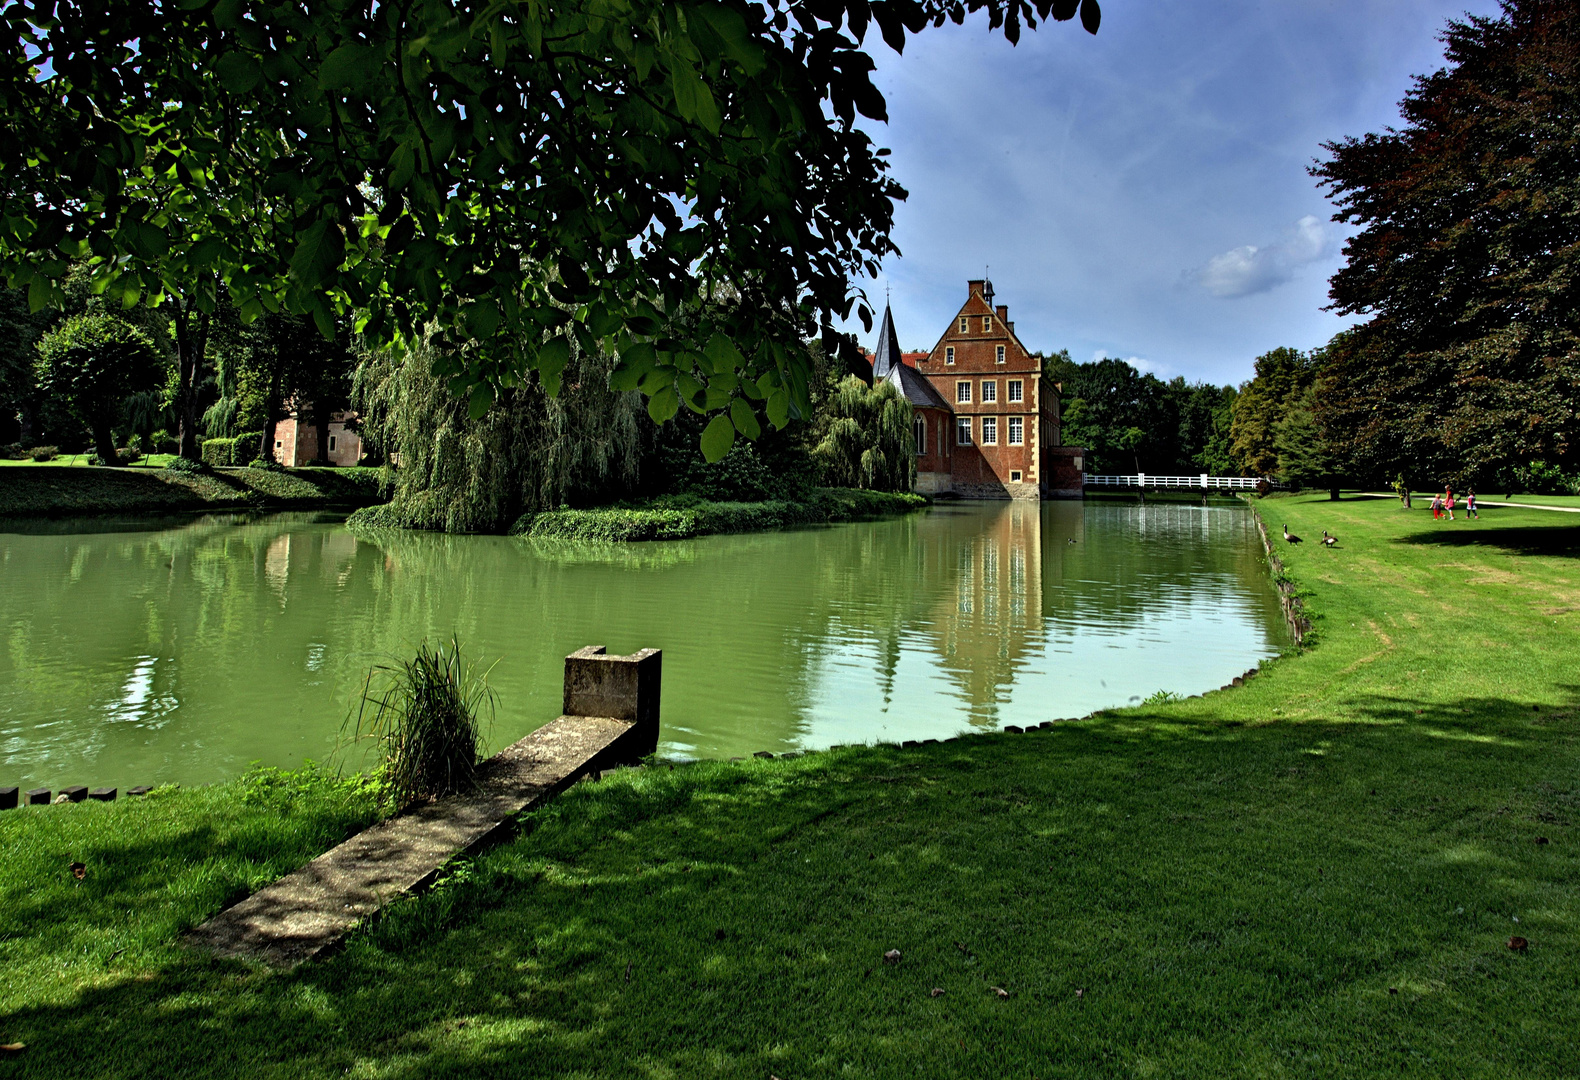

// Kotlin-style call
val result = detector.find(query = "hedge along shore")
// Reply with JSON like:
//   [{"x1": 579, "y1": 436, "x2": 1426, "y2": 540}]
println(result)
[
  {"x1": 346, "y1": 488, "x2": 929, "y2": 540},
  {"x1": 0, "y1": 464, "x2": 385, "y2": 518},
  {"x1": 1, "y1": 494, "x2": 1575, "y2": 1078}
]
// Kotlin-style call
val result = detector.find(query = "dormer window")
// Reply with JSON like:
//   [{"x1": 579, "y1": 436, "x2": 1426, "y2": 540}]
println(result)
[
  {"x1": 982, "y1": 315, "x2": 992, "y2": 332},
  {"x1": 959, "y1": 316, "x2": 969, "y2": 333}
]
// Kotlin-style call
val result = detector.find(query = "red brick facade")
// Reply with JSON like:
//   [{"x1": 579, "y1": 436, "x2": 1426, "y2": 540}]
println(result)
[
  {"x1": 272, "y1": 407, "x2": 364, "y2": 467},
  {"x1": 906, "y1": 280, "x2": 1083, "y2": 500}
]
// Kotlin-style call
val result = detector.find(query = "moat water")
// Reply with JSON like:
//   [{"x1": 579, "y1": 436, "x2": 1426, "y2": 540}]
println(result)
[{"x1": 0, "y1": 500, "x2": 1287, "y2": 791}]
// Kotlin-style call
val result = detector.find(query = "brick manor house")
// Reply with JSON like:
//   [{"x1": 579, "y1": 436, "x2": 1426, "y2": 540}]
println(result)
[{"x1": 869, "y1": 279, "x2": 1084, "y2": 499}]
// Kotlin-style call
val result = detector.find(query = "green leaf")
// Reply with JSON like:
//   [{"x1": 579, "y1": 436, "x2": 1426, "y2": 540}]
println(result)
[
  {"x1": 214, "y1": 51, "x2": 262, "y2": 94},
  {"x1": 461, "y1": 301, "x2": 500, "y2": 339},
  {"x1": 319, "y1": 43, "x2": 380, "y2": 92},
  {"x1": 694, "y1": 4, "x2": 766, "y2": 75},
  {"x1": 700, "y1": 413, "x2": 736, "y2": 462},
  {"x1": 648, "y1": 385, "x2": 680, "y2": 424},
  {"x1": 538, "y1": 336, "x2": 571, "y2": 377},
  {"x1": 289, "y1": 219, "x2": 345, "y2": 286},
  {"x1": 730, "y1": 397, "x2": 761, "y2": 439},
  {"x1": 765, "y1": 387, "x2": 789, "y2": 428},
  {"x1": 669, "y1": 63, "x2": 721, "y2": 134},
  {"x1": 468, "y1": 383, "x2": 495, "y2": 419},
  {"x1": 611, "y1": 341, "x2": 656, "y2": 391},
  {"x1": 704, "y1": 332, "x2": 744, "y2": 372}
]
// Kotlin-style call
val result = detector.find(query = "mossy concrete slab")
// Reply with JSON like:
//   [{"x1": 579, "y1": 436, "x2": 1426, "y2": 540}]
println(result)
[{"x1": 185, "y1": 714, "x2": 647, "y2": 968}]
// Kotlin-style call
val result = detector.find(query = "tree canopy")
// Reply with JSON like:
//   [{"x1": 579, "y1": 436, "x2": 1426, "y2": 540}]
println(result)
[
  {"x1": 3, "y1": 0, "x2": 1101, "y2": 458},
  {"x1": 1312, "y1": 0, "x2": 1580, "y2": 487},
  {"x1": 34, "y1": 312, "x2": 164, "y2": 464}
]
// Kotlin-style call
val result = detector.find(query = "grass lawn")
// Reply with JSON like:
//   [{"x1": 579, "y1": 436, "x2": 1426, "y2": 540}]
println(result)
[
  {"x1": 0, "y1": 453, "x2": 179, "y2": 468},
  {"x1": 0, "y1": 463, "x2": 383, "y2": 517},
  {"x1": 1, "y1": 494, "x2": 1576, "y2": 1078}
]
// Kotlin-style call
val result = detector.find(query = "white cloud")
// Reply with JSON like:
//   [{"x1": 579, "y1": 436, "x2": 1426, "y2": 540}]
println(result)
[
  {"x1": 1191, "y1": 215, "x2": 1331, "y2": 298},
  {"x1": 1092, "y1": 350, "x2": 1170, "y2": 378}
]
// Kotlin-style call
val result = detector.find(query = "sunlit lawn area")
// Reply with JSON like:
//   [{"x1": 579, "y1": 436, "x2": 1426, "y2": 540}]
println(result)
[
  {"x1": 0, "y1": 453, "x2": 178, "y2": 468},
  {"x1": 1, "y1": 493, "x2": 1576, "y2": 1078}
]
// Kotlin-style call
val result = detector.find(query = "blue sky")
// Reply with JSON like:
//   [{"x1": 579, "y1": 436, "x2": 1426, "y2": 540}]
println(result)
[{"x1": 849, "y1": 0, "x2": 1504, "y2": 386}]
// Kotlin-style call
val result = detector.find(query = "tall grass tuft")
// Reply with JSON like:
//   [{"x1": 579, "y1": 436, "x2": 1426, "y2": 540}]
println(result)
[{"x1": 353, "y1": 636, "x2": 496, "y2": 809}]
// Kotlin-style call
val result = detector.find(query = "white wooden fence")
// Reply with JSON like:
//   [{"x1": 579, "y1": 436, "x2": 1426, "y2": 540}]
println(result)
[{"x1": 1083, "y1": 473, "x2": 1278, "y2": 491}]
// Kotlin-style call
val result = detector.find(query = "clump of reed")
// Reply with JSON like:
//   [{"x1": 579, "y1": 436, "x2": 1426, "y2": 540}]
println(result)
[{"x1": 352, "y1": 636, "x2": 496, "y2": 808}]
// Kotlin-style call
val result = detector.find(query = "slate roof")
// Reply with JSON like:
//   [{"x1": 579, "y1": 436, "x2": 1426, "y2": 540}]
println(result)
[{"x1": 885, "y1": 359, "x2": 951, "y2": 411}]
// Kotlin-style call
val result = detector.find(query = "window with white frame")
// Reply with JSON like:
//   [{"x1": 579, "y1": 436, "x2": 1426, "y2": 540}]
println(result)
[
  {"x1": 1008, "y1": 416, "x2": 1024, "y2": 445},
  {"x1": 945, "y1": 346, "x2": 955, "y2": 364},
  {"x1": 995, "y1": 344, "x2": 1006, "y2": 364},
  {"x1": 959, "y1": 316, "x2": 969, "y2": 333},
  {"x1": 981, "y1": 380, "x2": 996, "y2": 403},
  {"x1": 982, "y1": 315, "x2": 992, "y2": 332},
  {"x1": 913, "y1": 415, "x2": 926, "y2": 454},
  {"x1": 1008, "y1": 379, "x2": 1023, "y2": 402},
  {"x1": 1010, "y1": 470, "x2": 1022, "y2": 482},
  {"x1": 981, "y1": 416, "x2": 998, "y2": 445},
  {"x1": 956, "y1": 417, "x2": 972, "y2": 446},
  {"x1": 956, "y1": 381, "x2": 971, "y2": 404}
]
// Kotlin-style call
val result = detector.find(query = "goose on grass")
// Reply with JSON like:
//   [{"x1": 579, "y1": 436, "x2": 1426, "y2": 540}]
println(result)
[{"x1": 1283, "y1": 524, "x2": 1302, "y2": 544}]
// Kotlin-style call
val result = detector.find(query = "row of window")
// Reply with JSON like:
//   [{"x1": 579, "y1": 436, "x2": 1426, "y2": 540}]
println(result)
[
  {"x1": 943, "y1": 344, "x2": 1007, "y2": 364},
  {"x1": 913, "y1": 414, "x2": 1024, "y2": 451},
  {"x1": 959, "y1": 315, "x2": 996, "y2": 333},
  {"x1": 956, "y1": 379, "x2": 1023, "y2": 404}
]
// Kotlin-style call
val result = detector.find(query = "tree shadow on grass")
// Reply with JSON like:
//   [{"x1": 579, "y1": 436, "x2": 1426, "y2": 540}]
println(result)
[
  {"x1": 6, "y1": 709, "x2": 1580, "y2": 1078},
  {"x1": 1393, "y1": 523, "x2": 1580, "y2": 557}
]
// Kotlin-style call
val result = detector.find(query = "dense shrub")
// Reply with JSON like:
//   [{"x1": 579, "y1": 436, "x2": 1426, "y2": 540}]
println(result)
[
  {"x1": 163, "y1": 456, "x2": 206, "y2": 474},
  {"x1": 28, "y1": 445, "x2": 58, "y2": 462},
  {"x1": 200, "y1": 436, "x2": 237, "y2": 467},
  {"x1": 515, "y1": 489, "x2": 926, "y2": 542}
]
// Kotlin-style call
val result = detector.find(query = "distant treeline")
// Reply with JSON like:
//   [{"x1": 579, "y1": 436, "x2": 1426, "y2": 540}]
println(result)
[
  {"x1": 1041, "y1": 345, "x2": 1361, "y2": 494},
  {"x1": 1041, "y1": 350, "x2": 1238, "y2": 478}
]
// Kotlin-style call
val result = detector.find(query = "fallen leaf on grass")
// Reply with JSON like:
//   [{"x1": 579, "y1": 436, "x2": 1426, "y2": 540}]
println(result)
[
  {"x1": 70, "y1": 862, "x2": 85, "y2": 880},
  {"x1": 0, "y1": 1043, "x2": 24, "y2": 1056},
  {"x1": 1508, "y1": 936, "x2": 1529, "y2": 951},
  {"x1": 1075, "y1": 988, "x2": 1085, "y2": 998},
  {"x1": 990, "y1": 986, "x2": 1010, "y2": 999},
  {"x1": 883, "y1": 949, "x2": 902, "y2": 964},
  {"x1": 930, "y1": 988, "x2": 946, "y2": 998}
]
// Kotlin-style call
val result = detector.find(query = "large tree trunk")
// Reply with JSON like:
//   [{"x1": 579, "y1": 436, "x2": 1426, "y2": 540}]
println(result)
[
  {"x1": 91, "y1": 419, "x2": 120, "y2": 466},
  {"x1": 171, "y1": 295, "x2": 213, "y2": 461},
  {"x1": 258, "y1": 368, "x2": 287, "y2": 466}
]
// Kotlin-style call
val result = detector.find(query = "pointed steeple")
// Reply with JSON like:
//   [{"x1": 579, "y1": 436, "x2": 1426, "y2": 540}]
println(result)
[{"x1": 872, "y1": 301, "x2": 902, "y2": 380}]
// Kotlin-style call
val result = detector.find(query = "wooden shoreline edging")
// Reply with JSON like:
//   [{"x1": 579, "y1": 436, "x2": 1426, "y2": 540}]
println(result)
[
  {"x1": 1245, "y1": 503, "x2": 1311, "y2": 647},
  {"x1": 184, "y1": 645, "x2": 661, "y2": 969}
]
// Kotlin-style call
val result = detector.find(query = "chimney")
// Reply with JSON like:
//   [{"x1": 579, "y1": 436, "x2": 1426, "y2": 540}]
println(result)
[
  {"x1": 967, "y1": 279, "x2": 985, "y2": 299},
  {"x1": 996, "y1": 305, "x2": 1007, "y2": 322},
  {"x1": 1007, "y1": 321, "x2": 1015, "y2": 334}
]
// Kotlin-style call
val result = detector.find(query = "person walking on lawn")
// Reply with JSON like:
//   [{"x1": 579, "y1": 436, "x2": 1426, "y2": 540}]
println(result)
[
  {"x1": 1467, "y1": 489, "x2": 1478, "y2": 519},
  {"x1": 1445, "y1": 489, "x2": 1456, "y2": 521},
  {"x1": 1432, "y1": 493, "x2": 1443, "y2": 520}
]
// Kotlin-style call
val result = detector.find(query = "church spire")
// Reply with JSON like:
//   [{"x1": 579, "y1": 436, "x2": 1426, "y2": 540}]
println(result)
[{"x1": 872, "y1": 300, "x2": 902, "y2": 380}]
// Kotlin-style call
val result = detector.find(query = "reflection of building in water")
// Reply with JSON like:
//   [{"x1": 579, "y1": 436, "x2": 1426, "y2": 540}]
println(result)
[{"x1": 916, "y1": 501, "x2": 1046, "y2": 725}]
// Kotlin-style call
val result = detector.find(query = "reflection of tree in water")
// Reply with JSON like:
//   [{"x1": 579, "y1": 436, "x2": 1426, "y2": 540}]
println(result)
[{"x1": 0, "y1": 501, "x2": 1286, "y2": 785}]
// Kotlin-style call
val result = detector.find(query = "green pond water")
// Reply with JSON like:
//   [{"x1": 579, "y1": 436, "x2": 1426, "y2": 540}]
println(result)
[{"x1": 1, "y1": 500, "x2": 1287, "y2": 791}]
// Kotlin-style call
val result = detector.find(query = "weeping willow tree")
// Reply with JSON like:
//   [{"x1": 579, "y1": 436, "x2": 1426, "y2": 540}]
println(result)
[
  {"x1": 353, "y1": 332, "x2": 645, "y2": 533},
  {"x1": 811, "y1": 376, "x2": 915, "y2": 493}
]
